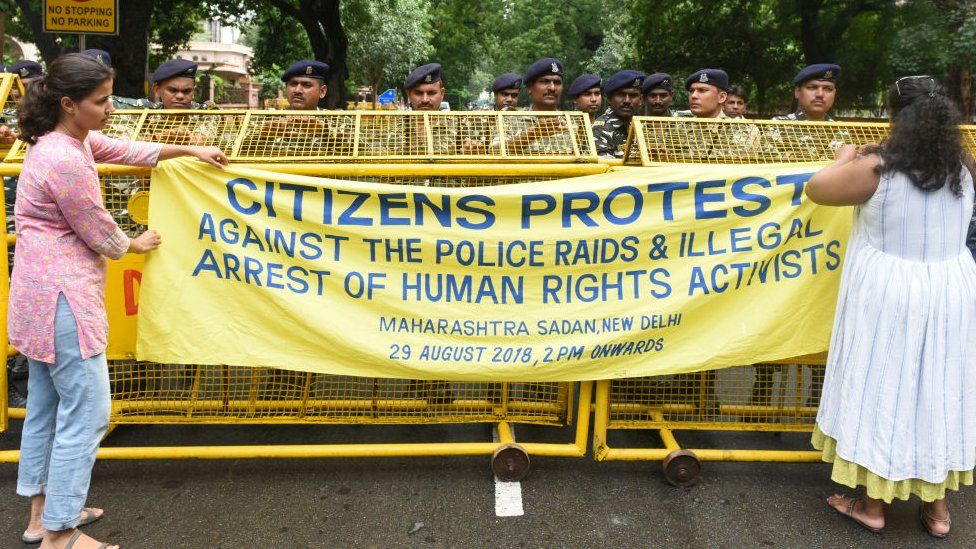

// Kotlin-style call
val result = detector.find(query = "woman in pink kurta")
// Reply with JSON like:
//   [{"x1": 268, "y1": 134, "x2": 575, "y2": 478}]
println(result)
[{"x1": 11, "y1": 53, "x2": 227, "y2": 549}]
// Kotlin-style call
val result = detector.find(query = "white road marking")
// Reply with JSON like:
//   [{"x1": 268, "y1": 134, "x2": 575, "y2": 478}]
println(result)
[{"x1": 492, "y1": 426, "x2": 524, "y2": 517}]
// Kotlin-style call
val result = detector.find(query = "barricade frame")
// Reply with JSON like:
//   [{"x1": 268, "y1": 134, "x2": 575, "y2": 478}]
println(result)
[{"x1": 0, "y1": 157, "x2": 606, "y2": 478}]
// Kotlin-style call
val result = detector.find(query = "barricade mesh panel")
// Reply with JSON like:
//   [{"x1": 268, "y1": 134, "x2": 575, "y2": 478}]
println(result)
[
  {"x1": 96, "y1": 166, "x2": 569, "y2": 425},
  {"x1": 108, "y1": 361, "x2": 567, "y2": 425},
  {"x1": 3, "y1": 110, "x2": 598, "y2": 163},
  {"x1": 607, "y1": 360, "x2": 826, "y2": 431},
  {"x1": 624, "y1": 117, "x2": 976, "y2": 165}
]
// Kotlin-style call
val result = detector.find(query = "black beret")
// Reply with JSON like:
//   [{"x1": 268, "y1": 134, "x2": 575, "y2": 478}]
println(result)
[
  {"x1": 9, "y1": 60, "x2": 43, "y2": 80},
  {"x1": 281, "y1": 60, "x2": 330, "y2": 82},
  {"x1": 524, "y1": 57, "x2": 564, "y2": 84},
  {"x1": 604, "y1": 70, "x2": 646, "y2": 96},
  {"x1": 684, "y1": 68, "x2": 729, "y2": 91},
  {"x1": 642, "y1": 72, "x2": 673, "y2": 93},
  {"x1": 405, "y1": 63, "x2": 442, "y2": 90},
  {"x1": 82, "y1": 49, "x2": 112, "y2": 67},
  {"x1": 492, "y1": 72, "x2": 522, "y2": 92},
  {"x1": 152, "y1": 59, "x2": 197, "y2": 83},
  {"x1": 569, "y1": 74, "x2": 601, "y2": 97},
  {"x1": 793, "y1": 63, "x2": 841, "y2": 85}
]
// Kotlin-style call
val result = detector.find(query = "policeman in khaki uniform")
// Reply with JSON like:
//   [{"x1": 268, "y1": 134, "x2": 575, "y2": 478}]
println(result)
[
  {"x1": 569, "y1": 74, "x2": 603, "y2": 123},
  {"x1": 592, "y1": 70, "x2": 645, "y2": 158}
]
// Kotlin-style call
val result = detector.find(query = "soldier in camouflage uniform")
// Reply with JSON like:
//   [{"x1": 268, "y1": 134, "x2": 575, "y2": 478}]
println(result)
[
  {"x1": 485, "y1": 73, "x2": 523, "y2": 111},
  {"x1": 752, "y1": 64, "x2": 845, "y2": 410},
  {"x1": 250, "y1": 60, "x2": 354, "y2": 158},
  {"x1": 642, "y1": 73, "x2": 676, "y2": 117},
  {"x1": 498, "y1": 57, "x2": 582, "y2": 156},
  {"x1": 569, "y1": 74, "x2": 603, "y2": 123},
  {"x1": 668, "y1": 69, "x2": 760, "y2": 162},
  {"x1": 765, "y1": 64, "x2": 848, "y2": 162},
  {"x1": 592, "y1": 70, "x2": 644, "y2": 158}
]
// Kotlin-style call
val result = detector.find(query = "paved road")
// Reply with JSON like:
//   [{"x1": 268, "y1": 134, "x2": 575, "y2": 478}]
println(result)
[{"x1": 1, "y1": 419, "x2": 971, "y2": 548}]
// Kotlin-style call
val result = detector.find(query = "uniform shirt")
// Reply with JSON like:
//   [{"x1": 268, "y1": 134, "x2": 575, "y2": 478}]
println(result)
[
  {"x1": 771, "y1": 110, "x2": 835, "y2": 122},
  {"x1": 767, "y1": 110, "x2": 848, "y2": 161},
  {"x1": 8, "y1": 131, "x2": 161, "y2": 363},
  {"x1": 592, "y1": 109, "x2": 632, "y2": 158},
  {"x1": 500, "y1": 106, "x2": 580, "y2": 155}
]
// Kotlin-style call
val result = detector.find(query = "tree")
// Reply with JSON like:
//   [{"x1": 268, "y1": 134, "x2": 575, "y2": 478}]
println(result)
[
  {"x1": 489, "y1": 0, "x2": 612, "y2": 103},
  {"x1": 631, "y1": 0, "x2": 801, "y2": 114},
  {"x1": 211, "y1": 0, "x2": 351, "y2": 108},
  {"x1": 342, "y1": 0, "x2": 433, "y2": 105},
  {"x1": 427, "y1": 0, "x2": 504, "y2": 97}
]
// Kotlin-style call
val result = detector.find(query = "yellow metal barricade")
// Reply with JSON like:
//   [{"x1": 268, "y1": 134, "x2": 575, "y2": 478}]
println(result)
[
  {"x1": 593, "y1": 117, "x2": 976, "y2": 486},
  {"x1": 0, "y1": 109, "x2": 604, "y2": 478}
]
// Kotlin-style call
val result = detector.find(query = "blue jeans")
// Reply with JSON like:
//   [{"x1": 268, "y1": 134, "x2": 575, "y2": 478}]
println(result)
[{"x1": 16, "y1": 293, "x2": 111, "y2": 531}]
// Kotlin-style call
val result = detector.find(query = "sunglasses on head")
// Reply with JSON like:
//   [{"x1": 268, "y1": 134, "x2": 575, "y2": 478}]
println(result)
[{"x1": 895, "y1": 75, "x2": 936, "y2": 96}]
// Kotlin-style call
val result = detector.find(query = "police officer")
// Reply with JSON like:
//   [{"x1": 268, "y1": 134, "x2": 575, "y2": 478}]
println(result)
[
  {"x1": 724, "y1": 85, "x2": 748, "y2": 118},
  {"x1": 490, "y1": 72, "x2": 522, "y2": 111},
  {"x1": 81, "y1": 48, "x2": 112, "y2": 67},
  {"x1": 524, "y1": 57, "x2": 564, "y2": 111},
  {"x1": 404, "y1": 63, "x2": 445, "y2": 111},
  {"x1": 642, "y1": 72, "x2": 675, "y2": 117},
  {"x1": 773, "y1": 64, "x2": 840, "y2": 121},
  {"x1": 500, "y1": 57, "x2": 575, "y2": 155},
  {"x1": 282, "y1": 60, "x2": 329, "y2": 110},
  {"x1": 8, "y1": 60, "x2": 43, "y2": 86},
  {"x1": 592, "y1": 70, "x2": 644, "y2": 158},
  {"x1": 114, "y1": 59, "x2": 213, "y2": 110},
  {"x1": 675, "y1": 69, "x2": 729, "y2": 118},
  {"x1": 569, "y1": 74, "x2": 602, "y2": 122}
]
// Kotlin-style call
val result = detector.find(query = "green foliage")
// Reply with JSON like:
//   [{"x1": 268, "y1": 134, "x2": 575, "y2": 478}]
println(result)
[{"x1": 342, "y1": 0, "x2": 433, "y2": 93}]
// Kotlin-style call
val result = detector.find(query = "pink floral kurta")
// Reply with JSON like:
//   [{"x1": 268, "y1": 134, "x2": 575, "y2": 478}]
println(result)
[{"x1": 8, "y1": 131, "x2": 161, "y2": 363}]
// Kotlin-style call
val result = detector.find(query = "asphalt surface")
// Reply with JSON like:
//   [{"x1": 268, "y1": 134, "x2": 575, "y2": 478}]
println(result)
[{"x1": 1, "y1": 416, "x2": 972, "y2": 548}]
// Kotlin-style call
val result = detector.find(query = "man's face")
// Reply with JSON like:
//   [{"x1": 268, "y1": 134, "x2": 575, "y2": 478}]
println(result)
[
  {"x1": 724, "y1": 94, "x2": 746, "y2": 116},
  {"x1": 688, "y1": 83, "x2": 726, "y2": 117},
  {"x1": 795, "y1": 80, "x2": 836, "y2": 117},
  {"x1": 153, "y1": 76, "x2": 196, "y2": 109},
  {"x1": 286, "y1": 76, "x2": 327, "y2": 110},
  {"x1": 407, "y1": 82, "x2": 445, "y2": 111},
  {"x1": 644, "y1": 88, "x2": 673, "y2": 116},
  {"x1": 574, "y1": 89, "x2": 602, "y2": 115},
  {"x1": 609, "y1": 88, "x2": 642, "y2": 118},
  {"x1": 494, "y1": 88, "x2": 519, "y2": 110},
  {"x1": 528, "y1": 75, "x2": 563, "y2": 110}
]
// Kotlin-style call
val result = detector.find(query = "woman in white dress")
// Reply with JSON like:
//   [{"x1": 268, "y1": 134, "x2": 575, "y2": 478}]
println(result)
[{"x1": 806, "y1": 75, "x2": 976, "y2": 538}]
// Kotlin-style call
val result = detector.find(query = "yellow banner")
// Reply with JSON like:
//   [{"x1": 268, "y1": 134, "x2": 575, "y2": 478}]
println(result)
[{"x1": 135, "y1": 158, "x2": 849, "y2": 380}]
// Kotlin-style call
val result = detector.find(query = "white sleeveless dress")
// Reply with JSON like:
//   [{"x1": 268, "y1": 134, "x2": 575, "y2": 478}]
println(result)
[{"x1": 816, "y1": 165, "x2": 976, "y2": 484}]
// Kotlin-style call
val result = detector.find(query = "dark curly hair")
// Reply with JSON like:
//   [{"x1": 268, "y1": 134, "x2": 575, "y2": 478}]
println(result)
[
  {"x1": 877, "y1": 76, "x2": 965, "y2": 196},
  {"x1": 17, "y1": 53, "x2": 114, "y2": 145}
]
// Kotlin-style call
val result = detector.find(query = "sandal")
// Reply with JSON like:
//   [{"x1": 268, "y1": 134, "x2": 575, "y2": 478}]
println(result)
[
  {"x1": 64, "y1": 529, "x2": 114, "y2": 549},
  {"x1": 22, "y1": 507, "x2": 104, "y2": 544},
  {"x1": 830, "y1": 496, "x2": 883, "y2": 534},
  {"x1": 920, "y1": 503, "x2": 951, "y2": 539}
]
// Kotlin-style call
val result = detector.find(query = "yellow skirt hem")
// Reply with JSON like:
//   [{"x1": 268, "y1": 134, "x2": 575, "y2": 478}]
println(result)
[{"x1": 812, "y1": 426, "x2": 973, "y2": 503}]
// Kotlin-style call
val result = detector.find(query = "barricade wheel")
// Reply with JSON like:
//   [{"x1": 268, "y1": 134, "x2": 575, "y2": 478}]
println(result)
[
  {"x1": 662, "y1": 449, "x2": 701, "y2": 487},
  {"x1": 492, "y1": 443, "x2": 530, "y2": 481}
]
